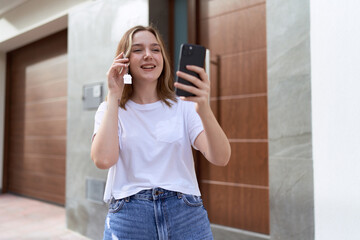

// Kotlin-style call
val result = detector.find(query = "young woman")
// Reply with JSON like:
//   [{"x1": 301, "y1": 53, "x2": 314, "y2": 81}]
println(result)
[{"x1": 91, "y1": 25, "x2": 231, "y2": 240}]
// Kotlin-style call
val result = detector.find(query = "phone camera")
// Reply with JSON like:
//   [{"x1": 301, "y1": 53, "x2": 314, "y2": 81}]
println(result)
[{"x1": 183, "y1": 45, "x2": 193, "y2": 56}]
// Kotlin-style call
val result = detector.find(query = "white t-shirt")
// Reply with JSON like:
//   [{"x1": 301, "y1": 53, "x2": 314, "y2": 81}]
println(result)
[{"x1": 93, "y1": 98, "x2": 204, "y2": 202}]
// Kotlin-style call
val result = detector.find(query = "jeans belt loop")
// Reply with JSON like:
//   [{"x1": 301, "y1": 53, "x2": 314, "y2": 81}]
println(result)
[{"x1": 177, "y1": 192, "x2": 182, "y2": 199}]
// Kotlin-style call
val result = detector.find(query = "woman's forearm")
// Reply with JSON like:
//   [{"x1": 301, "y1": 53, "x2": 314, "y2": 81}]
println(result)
[
  {"x1": 175, "y1": 65, "x2": 231, "y2": 166},
  {"x1": 198, "y1": 105, "x2": 231, "y2": 166},
  {"x1": 91, "y1": 94, "x2": 121, "y2": 169}
]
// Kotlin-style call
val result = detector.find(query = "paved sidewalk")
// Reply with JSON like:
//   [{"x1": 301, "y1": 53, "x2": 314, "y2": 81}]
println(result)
[{"x1": 0, "y1": 194, "x2": 90, "y2": 240}]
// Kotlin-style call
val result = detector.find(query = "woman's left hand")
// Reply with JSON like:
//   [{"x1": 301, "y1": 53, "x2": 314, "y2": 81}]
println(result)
[{"x1": 175, "y1": 65, "x2": 211, "y2": 115}]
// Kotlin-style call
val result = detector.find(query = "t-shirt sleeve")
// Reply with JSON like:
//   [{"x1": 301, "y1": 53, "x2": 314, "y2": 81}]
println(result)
[
  {"x1": 185, "y1": 101, "x2": 204, "y2": 149},
  {"x1": 92, "y1": 101, "x2": 108, "y2": 141}
]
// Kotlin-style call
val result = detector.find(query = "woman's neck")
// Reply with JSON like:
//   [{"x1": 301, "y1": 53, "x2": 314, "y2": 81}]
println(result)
[{"x1": 130, "y1": 81, "x2": 159, "y2": 104}]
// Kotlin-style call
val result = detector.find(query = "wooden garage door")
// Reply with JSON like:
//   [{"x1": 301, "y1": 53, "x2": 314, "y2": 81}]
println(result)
[
  {"x1": 5, "y1": 30, "x2": 67, "y2": 205},
  {"x1": 196, "y1": 0, "x2": 269, "y2": 234}
]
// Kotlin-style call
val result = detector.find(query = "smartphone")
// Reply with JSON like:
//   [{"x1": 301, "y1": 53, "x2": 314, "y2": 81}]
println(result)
[{"x1": 175, "y1": 43, "x2": 206, "y2": 97}]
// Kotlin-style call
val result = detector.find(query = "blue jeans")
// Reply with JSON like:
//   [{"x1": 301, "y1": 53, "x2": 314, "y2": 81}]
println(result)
[{"x1": 103, "y1": 188, "x2": 213, "y2": 240}]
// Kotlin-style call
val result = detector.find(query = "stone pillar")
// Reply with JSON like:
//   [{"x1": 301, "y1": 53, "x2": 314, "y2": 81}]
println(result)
[{"x1": 266, "y1": 0, "x2": 314, "y2": 239}]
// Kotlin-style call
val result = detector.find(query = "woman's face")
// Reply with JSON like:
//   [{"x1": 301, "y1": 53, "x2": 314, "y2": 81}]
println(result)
[{"x1": 129, "y1": 30, "x2": 164, "y2": 84}]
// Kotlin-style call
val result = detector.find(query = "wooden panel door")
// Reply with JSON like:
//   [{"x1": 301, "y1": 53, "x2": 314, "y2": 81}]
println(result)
[
  {"x1": 196, "y1": 0, "x2": 269, "y2": 234},
  {"x1": 5, "y1": 30, "x2": 67, "y2": 205}
]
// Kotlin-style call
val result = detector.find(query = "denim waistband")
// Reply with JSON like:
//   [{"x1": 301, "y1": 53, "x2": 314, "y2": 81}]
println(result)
[
  {"x1": 109, "y1": 188, "x2": 185, "y2": 204},
  {"x1": 113, "y1": 188, "x2": 180, "y2": 202},
  {"x1": 133, "y1": 187, "x2": 181, "y2": 200}
]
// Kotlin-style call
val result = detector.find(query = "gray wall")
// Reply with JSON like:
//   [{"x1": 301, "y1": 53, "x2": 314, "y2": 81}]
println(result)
[
  {"x1": 66, "y1": 0, "x2": 148, "y2": 239},
  {"x1": 267, "y1": 0, "x2": 314, "y2": 239}
]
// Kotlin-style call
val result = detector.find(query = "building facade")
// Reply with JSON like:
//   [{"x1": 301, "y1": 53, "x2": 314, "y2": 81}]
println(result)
[{"x1": 1, "y1": 0, "x2": 359, "y2": 240}]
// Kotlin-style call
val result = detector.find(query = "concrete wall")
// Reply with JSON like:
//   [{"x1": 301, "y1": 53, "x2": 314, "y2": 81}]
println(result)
[
  {"x1": 267, "y1": 0, "x2": 314, "y2": 239},
  {"x1": 66, "y1": 0, "x2": 148, "y2": 239},
  {"x1": 311, "y1": 1, "x2": 360, "y2": 239}
]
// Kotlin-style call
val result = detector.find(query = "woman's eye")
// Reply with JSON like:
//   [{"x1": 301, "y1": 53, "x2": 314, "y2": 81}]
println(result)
[
  {"x1": 132, "y1": 49, "x2": 142, "y2": 52},
  {"x1": 152, "y1": 49, "x2": 161, "y2": 52}
]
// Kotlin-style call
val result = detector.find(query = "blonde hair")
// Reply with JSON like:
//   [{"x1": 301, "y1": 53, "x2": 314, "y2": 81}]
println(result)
[{"x1": 113, "y1": 25, "x2": 176, "y2": 109}]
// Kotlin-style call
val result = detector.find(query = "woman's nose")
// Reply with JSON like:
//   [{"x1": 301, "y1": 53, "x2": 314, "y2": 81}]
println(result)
[{"x1": 144, "y1": 49, "x2": 153, "y2": 59}]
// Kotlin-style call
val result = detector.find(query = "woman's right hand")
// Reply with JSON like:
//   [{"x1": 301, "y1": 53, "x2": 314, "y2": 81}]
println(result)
[{"x1": 106, "y1": 52, "x2": 130, "y2": 97}]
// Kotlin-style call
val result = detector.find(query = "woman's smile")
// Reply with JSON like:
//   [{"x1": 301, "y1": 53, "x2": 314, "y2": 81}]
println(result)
[{"x1": 140, "y1": 63, "x2": 156, "y2": 70}]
